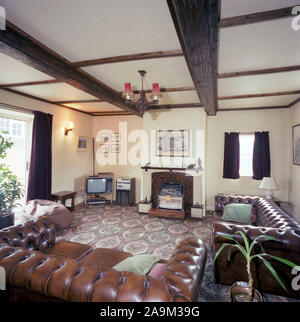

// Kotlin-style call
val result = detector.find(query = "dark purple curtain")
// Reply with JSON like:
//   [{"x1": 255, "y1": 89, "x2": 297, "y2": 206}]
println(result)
[
  {"x1": 252, "y1": 131, "x2": 270, "y2": 180},
  {"x1": 223, "y1": 132, "x2": 240, "y2": 179},
  {"x1": 27, "y1": 111, "x2": 53, "y2": 202}
]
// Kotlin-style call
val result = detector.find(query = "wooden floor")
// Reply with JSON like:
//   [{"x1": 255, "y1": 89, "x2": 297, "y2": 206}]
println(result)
[{"x1": 148, "y1": 208, "x2": 185, "y2": 220}]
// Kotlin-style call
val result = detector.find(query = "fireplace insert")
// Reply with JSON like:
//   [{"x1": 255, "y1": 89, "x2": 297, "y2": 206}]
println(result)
[{"x1": 158, "y1": 182, "x2": 184, "y2": 210}]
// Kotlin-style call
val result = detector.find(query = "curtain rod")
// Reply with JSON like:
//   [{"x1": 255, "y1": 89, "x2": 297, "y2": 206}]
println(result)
[
  {"x1": 0, "y1": 102, "x2": 34, "y2": 114},
  {"x1": 0, "y1": 102, "x2": 53, "y2": 116}
]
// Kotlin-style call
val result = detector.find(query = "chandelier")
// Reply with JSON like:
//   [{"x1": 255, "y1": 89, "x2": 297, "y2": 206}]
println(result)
[{"x1": 122, "y1": 70, "x2": 161, "y2": 114}]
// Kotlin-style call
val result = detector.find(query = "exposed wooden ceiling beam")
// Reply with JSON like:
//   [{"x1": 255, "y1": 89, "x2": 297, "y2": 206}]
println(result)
[
  {"x1": 147, "y1": 103, "x2": 202, "y2": 110},
  {"x1": 218, "y1": 90, "x2": 300, "y2": 100},
  {"x1": 287, "y1": 96, "x2": 300, "y2": 108},
  {"x1": 167, "y1": 0, "x2": 220, "y2": 116},
  {"x1": 218, "y1": 105, "x2": 289, "y2": 112},
  {"x1": 0, "y1": 87, "x2": 93, "y2": 116},
  {"x1": 219, "y1": 6, "x2": 296, "y2": 28},
  {"x1": 91, "y1": 111, "x2": 133, "y2": 116},
  {"x1": 0, "y1": 21, "x2": 140, "y2": 116},
  {"x1": 53, "y1": 99, "x2": 103, "y2": 104},
  {"x1": 72, "y1": 50, "x2": 183, "y2": 68},
  {"x1": 218, "y1": 65, "x2": 300, "y2": 78},
  {"x1": 0, "y1": 79, "x2": 62, "y2": 88}
]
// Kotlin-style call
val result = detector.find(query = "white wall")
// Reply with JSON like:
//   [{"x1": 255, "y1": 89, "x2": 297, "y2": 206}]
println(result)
[
  {"x1": 92, "y1": 114, "x2": 143, "y2": 202},
  {"x1": 206, "y1": 108, "x2": 290, "y2": 210},
  {"x1": 289, "y1": 101, "x2": 300, "y2": 220},
  {"x1": 0, "y1": 89, "x2": 93, "y2": 205}
]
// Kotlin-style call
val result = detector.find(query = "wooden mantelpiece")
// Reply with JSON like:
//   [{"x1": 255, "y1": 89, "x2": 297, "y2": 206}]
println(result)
[{"x1": 141, "y1": 165, "x2": 203, "y2": 173}]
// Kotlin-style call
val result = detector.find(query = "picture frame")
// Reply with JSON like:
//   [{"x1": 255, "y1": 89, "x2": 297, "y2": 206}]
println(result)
[
  {"x1": 293, "y1": 124, "x2": 300, "y2": 165},
  {"x1": 99, "y1": 132, "x2": 110, "y2": 142},
  {"x1": 100, "y1": 144, "x2": 110, "y2": 153},
  {"x1": 111, "y1": 144, "x2": 120, "y2": 153},
  {"x1": 77, "y1": 136, "x2": 89, "y2": 152},
  {"x1": 156, "y1": 130, "x2": 190, "y2": 157},
  {"x1": 111, "y1": 133, "x2": 121, "y2": 142}
]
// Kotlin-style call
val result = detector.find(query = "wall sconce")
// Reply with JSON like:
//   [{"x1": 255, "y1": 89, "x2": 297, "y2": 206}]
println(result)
[{"x1": 64, "y1": 121, "x2": 74, "y2": 136}]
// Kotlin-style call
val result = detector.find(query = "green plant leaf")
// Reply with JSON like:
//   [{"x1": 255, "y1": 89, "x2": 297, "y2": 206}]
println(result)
[
  {"x1": 235, "y1": 231, "x2": 250, "y2": 254},
  {"x1": 264, "y1": 254, "x2": 297, "y2": 268},
  {"x1": 256, "y1": 255, "x2": 287, "y2": 291},
  {"x1": 213, "y1": 243, "x2": 232, "y2": 262},
  {"x1": 249, "y1": 235, "x2": 276, "y2": 254}
]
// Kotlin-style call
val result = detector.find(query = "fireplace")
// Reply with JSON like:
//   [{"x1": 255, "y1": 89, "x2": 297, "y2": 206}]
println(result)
[{"x1": 158, "y1": 182, "x2": 184, "y2": 210}]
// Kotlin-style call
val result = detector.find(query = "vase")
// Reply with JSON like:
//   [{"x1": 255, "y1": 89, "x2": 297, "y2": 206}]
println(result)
[
  {"x1": 0, "y1": 211, "x2": 14, "y2": 230},
  {"x1": 230, "y1": 281, "x2": 263, "y2": 302}
]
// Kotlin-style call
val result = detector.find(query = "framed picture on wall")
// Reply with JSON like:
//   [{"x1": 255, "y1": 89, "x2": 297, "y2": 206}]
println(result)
[
  {"x1": 100, "y1": 144, "x2": 110, "y2": 153},
  {"x1": 99, "y1": 132, "x2": 110, "y2": 142},
  {"x1": 111, "y1": 144, "x2": 120, "y2": 153},
  {"x1": 156, "y1": 130, "x2": 190, "y2": 157},
  {"x1": 293, "y1": 124, "x2": 300, "y2": 165},
  {"x1": 77, "y1": 136, "x2": 89, "y2": 152},
  {"x1": 111, "y1": 133, "x2": 120, "y2": 142}
]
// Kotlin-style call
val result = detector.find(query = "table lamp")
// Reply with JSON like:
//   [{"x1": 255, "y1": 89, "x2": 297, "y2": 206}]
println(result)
[{"x1": 259, "y1": 177, "x2": 278, "y2": 199}]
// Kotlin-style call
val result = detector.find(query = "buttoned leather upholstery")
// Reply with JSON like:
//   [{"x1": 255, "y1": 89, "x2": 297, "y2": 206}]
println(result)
[
  {"x1": 0, "y1": 237, "x2": 207, "y2": 302},
  {"x1": 212, "y1": 195, "x2": 300, "y2": 298}
]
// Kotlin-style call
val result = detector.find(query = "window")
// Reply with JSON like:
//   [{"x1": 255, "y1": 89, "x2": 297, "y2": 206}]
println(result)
[
  {"x1": 0, "y1": 117, "x2": 10, "y2": 133},
  {"x1": 0, "y1": 117, "x2": 25, "y2": 137},
  {"x1": 239, "y1": 134, "x2": 254, "y2": 176}
]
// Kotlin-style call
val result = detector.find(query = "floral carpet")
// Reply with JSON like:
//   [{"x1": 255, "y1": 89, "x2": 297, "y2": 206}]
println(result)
[{"x1": 55, "y1": 204, "x2": 296, "y2": 302}]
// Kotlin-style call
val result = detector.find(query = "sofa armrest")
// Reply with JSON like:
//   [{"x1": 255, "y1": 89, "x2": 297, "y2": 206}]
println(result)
[
  {"x1": 212, "y1": 221, "x2": 300, "y2": 253},
  {"x1": 0, "y1": 238, "x2": 207, "y2": 302},
  {"x1": 0, "y1": 217, "x2": 56, "y2": 251}
]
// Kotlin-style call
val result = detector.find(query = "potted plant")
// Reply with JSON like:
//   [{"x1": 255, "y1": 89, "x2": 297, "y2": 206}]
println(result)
[
  {"x1": 214, "y1": 231, "x2": 297, "y2": 302},
  {"x1": 0, "y1": 132, "x2": 24, "y2": 230}
]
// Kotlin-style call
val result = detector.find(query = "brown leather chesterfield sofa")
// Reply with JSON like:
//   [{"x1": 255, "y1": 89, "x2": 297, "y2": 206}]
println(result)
[
  {"x1": 0, "y1": 217, "x2": 207, "y2": 302},
  {"x1": 212, "y1": 195, "x2": 300, "y2": 299}
]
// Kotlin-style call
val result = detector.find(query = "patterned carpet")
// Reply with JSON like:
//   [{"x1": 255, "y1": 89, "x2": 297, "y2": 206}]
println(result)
[{"x1": 55, "y1": 204, "x2": 297, "y2": 302}]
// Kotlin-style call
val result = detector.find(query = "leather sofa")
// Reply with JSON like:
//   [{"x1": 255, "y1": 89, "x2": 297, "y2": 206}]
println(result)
[
  {"x1": 0, "y1": 216, "x2": 207, "y2": 302},
  {"x1": 212, "y1": 195, "x2": 300, "y2": 298}
]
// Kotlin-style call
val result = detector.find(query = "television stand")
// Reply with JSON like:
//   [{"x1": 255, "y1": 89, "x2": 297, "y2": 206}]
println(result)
[{"x1": 85, "y1": 194, "x2": 113, "y2": 207}]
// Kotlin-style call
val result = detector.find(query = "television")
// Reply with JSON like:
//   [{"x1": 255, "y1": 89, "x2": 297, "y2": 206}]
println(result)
[{"x1": 86, "y1": 176, "x2": 113, "y2": 195}]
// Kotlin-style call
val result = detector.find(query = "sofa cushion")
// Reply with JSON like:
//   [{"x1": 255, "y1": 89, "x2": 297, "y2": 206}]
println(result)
[
  {"x1": 41, "y1": 240, "x2": 92, "y2": 261},
  {"x1": 222, "y1": 203, "x2": 252, "y2": 224},
  {"x1": 79, "y1": 248, "x2": 132, "y2": 269},
  {"x1": 113, "y1": 254, "x2": 161, "y2": 276}
]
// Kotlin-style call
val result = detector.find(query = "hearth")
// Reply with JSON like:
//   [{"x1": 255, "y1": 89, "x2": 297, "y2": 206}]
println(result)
[{"x1": 158, "y1": 182, "x2": 184, "y2": 210}]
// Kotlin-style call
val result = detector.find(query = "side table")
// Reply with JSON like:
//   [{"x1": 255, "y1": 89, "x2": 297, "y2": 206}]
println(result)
[{"x1": 52, "y1": 191, "x2": 76, "y2": 212}]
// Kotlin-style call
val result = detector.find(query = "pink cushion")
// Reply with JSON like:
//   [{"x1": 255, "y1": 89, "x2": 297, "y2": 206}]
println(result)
[{"x1": 148, "y1": 263, "x2": 167, "y2": 278}]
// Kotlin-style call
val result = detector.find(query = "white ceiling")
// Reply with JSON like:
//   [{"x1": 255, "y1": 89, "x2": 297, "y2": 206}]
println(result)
[
  {"x1": 221, "y1": 0, "x2": 300, "y2": 18},
  {"x1": 0, "y1": 53, "x2": 54, "y2": 84},
  {"x1": 83, "y1": 57, "x2": 194, "y2": 91},
  {"x1": 64, "y1": 102, "x2": 122, "y2": 113},
  {"x1": 219, "y1": 18, "x2": 300, "y2": 73},
  {"x1": 218, "y1": 71, "x2": 300, "y2": 96},
  {"x1": 0, "y1": 0, "x2": 299, "y2": 113},
  {"x1": 0, "y1": 0, "x2": 180, "y2": 62},
  {"x1": 218, "y1": 94, "x2": 299, "y2": 109},
  {"x1": 10, "y1": 83, "x2": 97, "y2": 102}
]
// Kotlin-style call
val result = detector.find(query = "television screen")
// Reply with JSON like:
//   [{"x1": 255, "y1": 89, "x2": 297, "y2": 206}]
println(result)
[{"x1": 87, "y1": 178, "x2": 107, "y2": 194}]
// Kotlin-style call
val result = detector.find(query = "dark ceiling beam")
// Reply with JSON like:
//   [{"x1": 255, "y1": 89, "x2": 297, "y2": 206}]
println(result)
[
  {"x1": 167, "y1": 0, "x2": 220, "y2": 116},
  {"x1": 72, "y1": 50, "x2": 183, "y2": 67},
  {"x1": 0, "y1": 79, "x2": 62, "y2": 88},
  {"x1": 218, "y1": 105, "x2": 289, "y2": 112},
  {"x1": 287, "y1": 96, "x2": 300, "y2": 108},
  {"x1": 147, "y1": 103, "x2": 202, "y2": 110},
  {"x1": 0, "y1": 87, "x2": 93, "y2": 116},
  {"x1": 91, "y1": 111, "x2": 133, "y2": 116},
  {"x1": 53, "y1": 99, "x2": 103, "y2": 104},
  {"x1": 0, "y1": 21, "x2": 140, "y2": 116},
  {"x1": 219, "y1": 6, "x2": 296, "y2": 28},
  {"x1": 218, "y1": 65, "x2": 300, "y2": 79},
  {"x1": 218, "y1": 90, "x2": 300, "y2": 100}
]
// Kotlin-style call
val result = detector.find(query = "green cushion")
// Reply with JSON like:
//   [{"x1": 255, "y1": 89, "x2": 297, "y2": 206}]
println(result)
[
  {"x1": 222, "y1": 203, "x2": 252, "y2": 224},
  {"x1": 113, "y1": 254, "x2": 161, "y2": 276}
]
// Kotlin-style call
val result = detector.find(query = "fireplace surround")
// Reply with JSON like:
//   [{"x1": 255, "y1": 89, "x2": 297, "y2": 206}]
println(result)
[{"x1": 151, "y1": 172, "x2": 193, "y2": 212}]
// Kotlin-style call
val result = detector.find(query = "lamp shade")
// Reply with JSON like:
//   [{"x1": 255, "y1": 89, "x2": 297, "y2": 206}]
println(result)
[{"x1": 259, "y1": 177, "x2": 278, "y2": 190}]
